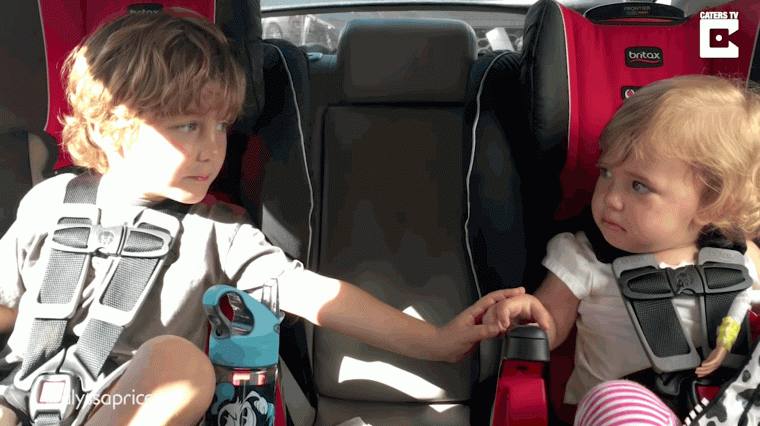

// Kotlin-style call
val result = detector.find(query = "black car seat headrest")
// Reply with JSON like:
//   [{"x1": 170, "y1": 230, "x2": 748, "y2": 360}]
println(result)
[{"x1": 337, "y1": 18, "x2": 477, "y2": 103}]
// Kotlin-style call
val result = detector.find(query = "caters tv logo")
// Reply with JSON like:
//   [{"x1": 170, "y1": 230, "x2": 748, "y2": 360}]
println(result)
[
  {"x1": 625, "y1": 47, "x2": 663, "y2": 68},
  {"x1": 700, "y1": 11, "x2": 740, "y2": 58}
]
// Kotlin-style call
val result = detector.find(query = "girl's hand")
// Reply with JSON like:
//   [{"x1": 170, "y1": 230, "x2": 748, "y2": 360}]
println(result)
[
  {"x1": 481, "y1": 294, "x2": 553, "y2": 334},
  {"x1": 431, "y1": 287, "x2": 527, "y2": 363},
  {"x1": 695, "y1": 347, "x2": 728, "y2": 378}
]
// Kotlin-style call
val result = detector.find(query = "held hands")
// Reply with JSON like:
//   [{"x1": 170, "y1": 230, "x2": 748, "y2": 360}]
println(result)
[
  {"x1": 431, "y1": 287, "x2": 527, "y2": 363},
  {"x1": 481, "y1": 293, "x2": 553, "y2": 335}
]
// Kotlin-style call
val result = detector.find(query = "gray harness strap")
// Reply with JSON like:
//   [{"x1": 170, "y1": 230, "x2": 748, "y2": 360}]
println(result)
[
  {"x1": 10, "y1": 174, "x2": 188, "y2": 425},
  {"x1": 73, "y1": 229, "x2": 163, "y2": 379},
  {"x1": 19, "y1": 174, "x2": 101, "y2": 382},
  {"x1": 613, "y1": 248, "x2": 753, "y2": 374}
]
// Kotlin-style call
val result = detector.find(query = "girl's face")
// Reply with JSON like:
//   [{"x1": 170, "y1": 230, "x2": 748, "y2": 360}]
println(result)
[{"x1": 591, "y1": 153, "x2": 709, "y2": 256}]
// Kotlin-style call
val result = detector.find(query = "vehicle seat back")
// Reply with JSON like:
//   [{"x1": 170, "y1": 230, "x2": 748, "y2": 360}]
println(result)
[{"x1": 267, "y1": 18, "x2": 526, "y2": 426}]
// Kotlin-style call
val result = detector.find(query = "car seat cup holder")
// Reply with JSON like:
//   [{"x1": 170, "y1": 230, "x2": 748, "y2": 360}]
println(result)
[
  {"x1": 203, "y1": 285, "x2": 281, "y2": 426},
  {"x1": 491, "y1": 326, "x2": 550, "y2": 426}
]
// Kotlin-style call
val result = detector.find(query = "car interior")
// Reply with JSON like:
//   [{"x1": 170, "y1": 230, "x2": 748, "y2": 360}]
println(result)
[{"x1": 2, "y1": 0, "x2": 760, "y2": 425}]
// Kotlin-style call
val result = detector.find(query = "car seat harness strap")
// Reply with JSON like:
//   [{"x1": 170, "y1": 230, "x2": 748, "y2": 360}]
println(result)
[
  {"x1": 613, "y1": 247, "x2": 753, "y2": 374},
  {"x1": 7, "y1": 173, "x2": 188, "y2": 426}
]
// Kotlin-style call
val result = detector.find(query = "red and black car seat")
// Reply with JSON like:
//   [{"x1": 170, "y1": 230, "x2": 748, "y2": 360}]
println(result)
[
  {"x1": 493, "y1": 0, "x2": 760, "y2": 424},
  {"x1": 523, "y1": 0, "x2": 760, "y2": 223},
  {"x1": 33, "y1": 0, "x2": 265, "y2": 171}
]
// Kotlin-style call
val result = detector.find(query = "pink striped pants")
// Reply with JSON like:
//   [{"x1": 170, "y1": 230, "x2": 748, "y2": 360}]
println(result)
[{"x1": 574, "y1": 380, "x2": 681, "y2": 426}]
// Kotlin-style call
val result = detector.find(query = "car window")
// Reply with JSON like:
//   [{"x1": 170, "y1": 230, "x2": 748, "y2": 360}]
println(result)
[{"x1": 262, "y1": 10, "x2": 526, "y2": 54}]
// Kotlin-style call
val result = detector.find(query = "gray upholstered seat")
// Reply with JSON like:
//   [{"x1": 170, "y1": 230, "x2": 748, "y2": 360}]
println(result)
[{"x1": 273, "y1": 18, "x2": 525, "y2": 426}]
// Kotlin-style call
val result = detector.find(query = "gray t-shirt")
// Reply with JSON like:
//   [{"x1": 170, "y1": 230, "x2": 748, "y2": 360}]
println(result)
[{"x1": 0, "y1": 173, "x2": 309, "y2": 367}]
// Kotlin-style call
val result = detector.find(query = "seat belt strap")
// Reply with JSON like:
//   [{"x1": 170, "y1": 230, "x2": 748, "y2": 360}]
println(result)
[
  {"x1": 702, "y1": 259, "x2": 753, "y2": 357},
  {"x1": 10, "y1": 173, "x2": 188, "y2": 425},
  {"x1": 73, "y1": 222, "x2": 168, "y2": 381},
  {"x1": 614, "y1": 257, "x2": 699, "y2": 372},
  {"x1": 18, "y1": 174, "x2": 101, "y2": 382},
  {"x1": 613, "y1": 247, "x2": 753, "y2": 373}
]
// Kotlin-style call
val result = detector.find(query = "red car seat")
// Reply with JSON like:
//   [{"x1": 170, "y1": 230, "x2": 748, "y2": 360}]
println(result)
[
  {"x1": 495, "y1": 0, "x2": 760, "y2": 424},
  {"x1": 523, "y1": 0, "x2": 760, "y2": 223},
  {"x1": 36, "y1": 0, "x2": 265, "y2": 171}
]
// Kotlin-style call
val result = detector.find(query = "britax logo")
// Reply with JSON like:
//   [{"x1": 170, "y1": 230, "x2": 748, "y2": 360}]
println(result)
[{"x1": 625, "y1": 47, "x2": 663, "y2": 68}]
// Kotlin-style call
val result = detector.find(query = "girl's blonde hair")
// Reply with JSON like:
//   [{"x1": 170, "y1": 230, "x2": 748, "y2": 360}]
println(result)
[
  {"x1": 61, "y1": 8, "x2": 247, "y2": 174},
  {"x1": 598, "y1": 74, "x2": 760, "y2": 241}
]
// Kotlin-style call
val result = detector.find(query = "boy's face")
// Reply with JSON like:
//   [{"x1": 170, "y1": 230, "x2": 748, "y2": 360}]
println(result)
[
  {"x1": 591, "y1": 153, "x2": 708, "y2": 255},
  {"x1": 114, "y1": 106, "x2": 230, "y2": 204}
]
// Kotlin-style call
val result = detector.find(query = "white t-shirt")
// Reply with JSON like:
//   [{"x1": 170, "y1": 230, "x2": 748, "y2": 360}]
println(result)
[{"x1": 543, "y1": 231, "x2": 760, "y2": 404}]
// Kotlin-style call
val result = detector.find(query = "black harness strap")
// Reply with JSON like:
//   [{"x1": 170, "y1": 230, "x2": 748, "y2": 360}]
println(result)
[
  {"x1": 613, "y1": 248, "x2": 753, "y2": 373},
  {"x1": 577, "y1": 208, "x2": 753, "y2": 371},
  {"x1": 73, "y1": 223, "x2": 168, "y2": 379},
  {"x1": 11, "y1": 173, "x2": 189, "y2": 425},
  {"x1": 19, "y1": 174, "x2": 101, "y2": 382}
]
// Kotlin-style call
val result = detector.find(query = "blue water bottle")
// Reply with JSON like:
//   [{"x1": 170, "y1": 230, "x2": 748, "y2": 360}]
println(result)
[{"x1": 203, "y1": 280, "x2": 281, "y2": 426}]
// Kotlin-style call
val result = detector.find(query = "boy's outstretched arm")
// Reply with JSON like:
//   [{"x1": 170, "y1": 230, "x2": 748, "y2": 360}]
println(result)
[{"x1": 281, "y1": 273, "x2": 525, "y2": 363}]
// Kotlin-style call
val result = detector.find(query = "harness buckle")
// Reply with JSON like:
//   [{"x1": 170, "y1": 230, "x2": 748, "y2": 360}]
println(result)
[
  {"x1": 47, "y1": 204, "x2": 102, "y2": 255},
  {"x1": 88, "y1": 209, "x2": 182, "y2": 327},
  {"x1": 668, "y1": 266, "x2": 703, "y2": 296},
  {"x1": 12, "y1": 348, "x2": 89, "y2": 425},
  {"x1": 613, "y1": 248, "x2": 753, "y2": 373},
  {"x1": 123, "y1": 207, "x2": 181, "y2": 258},
  {"x1": 28, "y1": 373, "x2": 82, "y2": 425},
  {"x1": 613, "y1": 253, "x2": 702, "y2": 373}
]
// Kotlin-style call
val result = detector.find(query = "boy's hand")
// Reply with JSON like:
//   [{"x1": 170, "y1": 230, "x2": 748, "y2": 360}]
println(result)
[
  {"x1": 481, "y1": 294, "x2": 553, "y2": 334},
  {"x1": 431, "y1": 287, "x2": 526, "y2": 363}
]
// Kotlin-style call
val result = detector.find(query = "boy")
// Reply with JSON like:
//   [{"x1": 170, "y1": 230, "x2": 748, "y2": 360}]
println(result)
[{"x1": 0, "y1": 9, "x2": 527, "y2": 426}]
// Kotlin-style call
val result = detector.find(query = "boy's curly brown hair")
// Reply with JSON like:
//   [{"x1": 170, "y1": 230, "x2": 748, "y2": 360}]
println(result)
[{"x1": 61, "y1": 8, "x2": 247, "y2": 174}]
